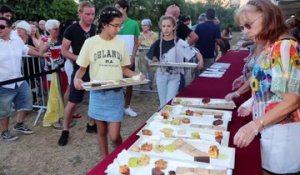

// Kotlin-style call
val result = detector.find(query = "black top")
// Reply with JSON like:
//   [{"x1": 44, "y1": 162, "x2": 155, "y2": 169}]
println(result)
[
  {"x1": 63, "y1": 22, "x2": 96, "y2": 55},
  {"x1": 63, "y1": 22, "x2": 96, "y2": 70},
  {"x1": 176, "y1": 22, "x2": 192, "y2": 40},
  {"x1": 147, "y1": 38, "x2": 179, "y2": 61}
]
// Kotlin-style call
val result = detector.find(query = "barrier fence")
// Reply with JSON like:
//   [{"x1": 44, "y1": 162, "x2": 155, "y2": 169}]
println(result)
[{"x1": 0, "y1": 56, "x2": 65, "y2": 126}]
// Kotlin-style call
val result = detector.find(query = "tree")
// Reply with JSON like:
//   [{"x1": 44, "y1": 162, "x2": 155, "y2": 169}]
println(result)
[{"x1": 0, "y1": 0, "x2": 78, "y2": 21}]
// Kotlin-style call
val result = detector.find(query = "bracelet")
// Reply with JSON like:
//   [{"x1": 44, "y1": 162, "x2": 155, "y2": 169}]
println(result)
[
  {"x1": 234, "y1": 91, "x2": 240, "y2": 97},
  {"x1": 259, "y1": 118, "x2": 265, "y2": 130}
]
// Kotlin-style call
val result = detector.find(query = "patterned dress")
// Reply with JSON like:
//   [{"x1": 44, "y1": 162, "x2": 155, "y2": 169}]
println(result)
[{"x1": 250, "y1": 39, "x2": 300, "y2": 173}]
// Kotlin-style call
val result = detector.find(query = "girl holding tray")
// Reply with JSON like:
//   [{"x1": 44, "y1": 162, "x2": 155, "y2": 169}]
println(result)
[
  {"x1": 146, "y1": 15, "x2": 203, "y2": 108},
  {"x1": 73, "y1": 6, "x2": 141, "y2": 157}
]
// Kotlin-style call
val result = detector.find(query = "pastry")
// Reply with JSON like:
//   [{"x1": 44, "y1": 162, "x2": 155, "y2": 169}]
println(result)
[
  {"x1": 215, "y1": 131, "x2": 223, "y2": 144},
  {"x1": 152, "y1": 167, "x2": 165, "y2": 175},
  {"x1": 155, "y1": 159, "x2": 168, "y2": 170},
  {"x1": 160, "y1": 128, "x2": 174, "y2": 138},
  {"x1": 212, "y1": 119, "x2": 223, "y2": 126},
  {"x1": 142, "y1": 129, "x2": 152, "y2": 136},
  {"x1": 170, "y1": 119, "x2": 181, "y2": 125},
  {"x1": 91, "y1": 82, "x2": 102, "y2": 87},
  {"x1": 129, "y1": 146, "x2": 141, "y2": 152},
  {"x1": 185, "y1": 109, "x2": 194, "y2": 116},
  {"x1": 208, "y1": 145, "x2": 219, "y2": 159},
  {"x1": 214, "y1": 114, "x2": 223, "y2": 119},
  {"x1": 153, "y1": 145, "x2": 165, "y2": 153},
  {"x1": 191, "y1": 132, "x2": 200, "y2": 139},
  {"x1": 119, "y1": 164, "x2": 130, "y2": 175},
  {"x1": 140, "y1": 155, "x2": 150, "y2": 166},
  {"x1": 161, "y1": 112, "x2": 170, "y2": 119},
  {"x1": 168, "y1": 171, "x2": 176, "y2": 175},
  {"x1": 202, "y1": 97, "x2": 210, "y2": 104},
  {"x1": 181, "y1": 117, "x2": 190, "y2": 124},
  {"x1": 141, "y1": 142, "x2": 153, "y2": 152},
  {"x1": 194, "y1": 156, "x2": 210, "y2": 163}
]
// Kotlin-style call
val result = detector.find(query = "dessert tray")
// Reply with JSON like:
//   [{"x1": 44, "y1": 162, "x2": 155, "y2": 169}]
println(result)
[
  {"x1": 105, "y1": 150, "x2": 232, "y2": 175},
  {"x1": 146, "y1": 112, "x2": 229, "y2": 131},
  {"x1": 160, "y1": 105, "x2": 232, "y2": 121},
  {"x1": 137, "y1": 121, "x2": 230, "y2": 146},
  {"x1": 171, "y1": 97, "x2": 236, "y2": 110},
  {"x1": 81, "y1": 78, "x2": 150, "y2": 91},
  {"x1": 149, "y1": 62, "x2": 198, "y2": 68},
  {"x1": 128, "y1": 137, "x2": 235, "y2": 169}
]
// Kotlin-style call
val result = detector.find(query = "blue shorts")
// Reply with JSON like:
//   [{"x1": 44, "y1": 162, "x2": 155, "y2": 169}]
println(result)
[
  {"x1": 88, "y1": 88, "x2": 124, "y2": 122},
  {"x1": 0, "y1": 82, "x2": 33, "y2": 118}
]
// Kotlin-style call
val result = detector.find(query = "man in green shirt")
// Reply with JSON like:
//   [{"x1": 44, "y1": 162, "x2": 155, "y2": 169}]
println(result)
[{"x1": 115, "y1": 0, "x2": 140, "y2": 117}]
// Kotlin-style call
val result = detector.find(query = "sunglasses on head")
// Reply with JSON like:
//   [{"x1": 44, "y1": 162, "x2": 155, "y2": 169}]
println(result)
[
  {"x1": 0, "y1": 24, "x2": 8, "y2": 30},
  {"x1": 240, "y1": 15, "x2": 262, "y2": 31}
]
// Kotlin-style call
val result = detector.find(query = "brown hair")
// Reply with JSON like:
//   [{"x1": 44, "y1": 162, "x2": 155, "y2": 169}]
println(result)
[
  {"x1": 78, "y1": 1, "x2": 94, "y2": 13},
  {"x1": 235, "y1": 0, "x2": 288, "y2": 43}
]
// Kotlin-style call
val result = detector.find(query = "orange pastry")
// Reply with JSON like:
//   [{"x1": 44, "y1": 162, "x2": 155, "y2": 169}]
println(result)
[
  {"x1": 119, "y1": 164, "x2": 130, "y2": 175},
  {"x1": 208, "y1": 145, "x2": 219, "y2": 158}
]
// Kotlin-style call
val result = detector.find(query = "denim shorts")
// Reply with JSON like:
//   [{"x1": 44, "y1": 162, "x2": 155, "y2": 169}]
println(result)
[
  {"x1": 0, "y1": 82, "x2": 33, "y2": 118},
  {"x1": 88, "y1": 88, "x2": 124, "y2": 122}
]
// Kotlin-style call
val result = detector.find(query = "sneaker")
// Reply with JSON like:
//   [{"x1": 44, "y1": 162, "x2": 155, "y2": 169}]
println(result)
[
  {"x1": 0, "y1": 130, "x2": 18, "y2": 141},
  {"x1": 124, "y1": 107, "x2": 138, "y2": 117},
  {"x1": 13, "y1": 123, "x2": 33, "y2": 134},
  {"x1": 86, "y1": 123, "x2": 97, "y2": 133},
  {"x1": 53, "y1": 118, "x2": 76, "y2": 130},
  {"x1": 58, "y1": 130, "x2": 69, "y2": 146}
]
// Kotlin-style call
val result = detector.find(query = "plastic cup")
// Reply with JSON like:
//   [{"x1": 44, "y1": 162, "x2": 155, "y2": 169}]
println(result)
[{"x1": 50, "y1": 47, "x2": 61, "y2": 59}]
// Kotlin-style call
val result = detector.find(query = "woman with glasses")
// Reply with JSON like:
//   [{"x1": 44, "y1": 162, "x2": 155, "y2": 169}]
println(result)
[
  {"x1": 233, "y1": 0, "x2": 300, "y2": 174},
  {"x1": 73, "y1": 6, "x2": 142, "y2": 157},
  {"x1": 138, "y1": 18, "x2": 158, "y2": 90}
]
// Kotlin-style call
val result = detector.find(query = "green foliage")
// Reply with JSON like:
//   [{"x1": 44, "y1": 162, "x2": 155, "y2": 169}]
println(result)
[
  {"x1": 0, "y1": 0, "x2": 236, "y2": 31},
  {"x1": 0, "y1": 0, "x2": 78, "y2": 21},
  {"x1": 87, "y1": 0, "x2": 236, "y2": 32}
]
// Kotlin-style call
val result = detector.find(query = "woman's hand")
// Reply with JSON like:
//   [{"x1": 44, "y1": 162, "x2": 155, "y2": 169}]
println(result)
[
  {"x1": 232, "y1": 76, "x2": 243, "y2": 90},
  {"x1": 74, "y1": 78, "x2": 84, "y2": 90},
  {"x1": 237, "y1": 105, "x2": 251, "y2": 117},
  {"x1": 224, "y1": 91, "x2": 240, "y2": 101},
  {"x1": 233, "y1": 121, "x2": 259, "y2": 148}
]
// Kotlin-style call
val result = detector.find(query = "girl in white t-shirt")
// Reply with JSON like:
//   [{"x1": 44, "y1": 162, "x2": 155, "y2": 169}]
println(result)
[
  {"x1": 146, "y1": 15, "x2": 203, "y2": 108},
  {"x1": 73, "y1": 6, "x2": 141, "y2": 157}
]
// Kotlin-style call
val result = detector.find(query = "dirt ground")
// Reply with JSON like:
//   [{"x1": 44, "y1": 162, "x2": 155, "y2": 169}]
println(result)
[
  {"x1": 0, "y1": 33, "x2": 242, "y2": 175},
  {"x1": 0, "y1": 91, "x2": 159, "y2": 175}
]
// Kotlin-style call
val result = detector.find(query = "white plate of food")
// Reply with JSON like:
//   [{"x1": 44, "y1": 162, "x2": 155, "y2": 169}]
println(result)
[
  {"x1": 128, "y1": 137, "x2": 235, "y2": 169},
  {"x1": 171, "y1": 97, "x2": 236, "y2": 110},
  {"x1": 146, "y1": 112, "x2": 229, "y2": 131},
  {"x1": 137, "y1": 121, "x2": 230, "y2": 146},
  {"x1": 149, "y1": 62, "x2": 198, "y2": 68},
  {"x1": 105, "y1": 150, "x2": 231, "y2": 175},
  {"x1": 160, "y1": 105, "x2": 232, "y2": 121},
  {"x1": 81, "y1": 78, "x2": 150, "y2": 91}
]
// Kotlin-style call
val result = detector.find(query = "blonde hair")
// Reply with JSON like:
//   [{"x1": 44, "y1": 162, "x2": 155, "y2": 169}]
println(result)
[
  {"x1": 235, "y1": 0, "x2": 287, "y2": 43},
  {"x1": 158, "y1": 15, "x2": 179, "y2": 63},
  {"x1": 78, "y1": 1, "x2": 94, "y2": 13}
]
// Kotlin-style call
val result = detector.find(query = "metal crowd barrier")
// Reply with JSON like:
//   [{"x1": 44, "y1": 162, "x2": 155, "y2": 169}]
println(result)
[
  {"x1": 22, "y1": 56, "x2": 50, "y2": 125},
  {"x1": 134, "y1": 47, "x2": 157, "y2": 93},
  {"x1": 0, "y1": 56, "x2": 62, "y2": 126}
]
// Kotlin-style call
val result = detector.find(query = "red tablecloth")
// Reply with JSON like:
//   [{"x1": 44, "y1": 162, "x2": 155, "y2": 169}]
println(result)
[{"x1": 88, "y1": 50, "x2": 262, "y2": 175}]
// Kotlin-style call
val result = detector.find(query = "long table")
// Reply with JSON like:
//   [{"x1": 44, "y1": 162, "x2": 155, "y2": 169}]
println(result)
[{"x1": 88, "y1": 50, "x2": 262, "y2": 175}]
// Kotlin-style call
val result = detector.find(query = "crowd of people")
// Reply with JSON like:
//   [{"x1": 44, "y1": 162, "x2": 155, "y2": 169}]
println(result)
[{"x1": 1, "y1": 0, "x2": 300, "y2": 174}]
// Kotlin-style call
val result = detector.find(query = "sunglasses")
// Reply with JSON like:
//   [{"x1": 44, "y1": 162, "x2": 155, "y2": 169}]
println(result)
[
  {"x1": 240, "y1": 15, "x2": 262, "y2": 31},
  {"x1": 0, "y1": 24, "x2": 8, "y2": 30}
]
